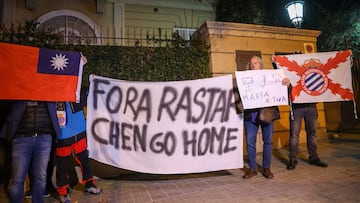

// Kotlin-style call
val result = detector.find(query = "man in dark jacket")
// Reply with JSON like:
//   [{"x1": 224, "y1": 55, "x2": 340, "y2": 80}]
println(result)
[{"x1": 0, "y1": 101, "x2": 60, "y2": 203}]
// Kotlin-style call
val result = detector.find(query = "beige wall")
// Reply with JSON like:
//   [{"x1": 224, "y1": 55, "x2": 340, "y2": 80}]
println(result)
[
  {"x1": 124, "y1": 3, "x2": 214, "y2": 28},
  {"x1": 196, "y1": 21, "x2": 326, "y2": 151},
  {"x1": 10, "y1": 0, "x2": 98, "y2": 24}
]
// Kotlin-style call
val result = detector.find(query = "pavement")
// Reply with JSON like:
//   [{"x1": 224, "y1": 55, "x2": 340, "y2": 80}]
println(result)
[{"x1": 1, "y1": 133, "x2": 360, "y2": 203}]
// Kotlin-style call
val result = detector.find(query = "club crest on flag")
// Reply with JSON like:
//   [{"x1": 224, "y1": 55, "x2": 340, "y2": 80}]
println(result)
[
  {"x1": 273, "y1": 50, "x2": 354, "y2": 103},
  {"x1": 300, "y1": 58, "x2": 328, "y2": 96}
]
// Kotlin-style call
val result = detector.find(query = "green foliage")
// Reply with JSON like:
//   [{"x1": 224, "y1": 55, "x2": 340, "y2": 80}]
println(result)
[
  {"x1": 213, "y1": 0, "x2": 292, "y2": 27},
  {"x1": 214, "y1": 0, "x2": 270, "y2": 25},
  {"x1": 0, "y1": 22, "x2": 211, "y2": 89},
  {"x1": 315, "y1": 4, "x2": 360, "y2": 58}
]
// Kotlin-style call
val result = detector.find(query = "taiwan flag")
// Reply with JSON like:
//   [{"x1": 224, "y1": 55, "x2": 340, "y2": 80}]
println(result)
[
  {"x1": 273, "y1": 50, "x2": 354, "y2": 103},
  {"x1": 0, "y1": 42, "x2": 84, "y2": 102}
]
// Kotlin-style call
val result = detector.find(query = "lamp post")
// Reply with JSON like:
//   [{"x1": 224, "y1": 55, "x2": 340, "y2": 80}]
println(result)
[{"x1": 285, "y1": 1, "x2": 304, "y2": 28}]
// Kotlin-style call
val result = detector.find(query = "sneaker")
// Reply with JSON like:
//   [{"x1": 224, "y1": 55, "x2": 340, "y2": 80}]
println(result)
[
  {"x1": 84, "y1": 187, "x2": 102, "y2": 195},
  {"x1": 25, "y1": 191, "x2": 32, "y2": 199},
  {"x1": 43, "y1": 190, "x2": 50, "y2": 198},
  {"x1": 24, "y1": 190, "x2": 50, "y2": 198},
  {"x1": 59, "y1": 194, "x2": 71, "y2": 203}
]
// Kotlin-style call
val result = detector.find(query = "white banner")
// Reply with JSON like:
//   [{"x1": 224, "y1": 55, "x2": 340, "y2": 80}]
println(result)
[
  {"x1": 273, "y1": 50, "x2": 354, "y2": 103},
  {"x1": 86, "y1": 74, "x2": 243, "y2": 174},
  {"x1": 235, "y1": 69, "x2": 289, "y2": 109}
]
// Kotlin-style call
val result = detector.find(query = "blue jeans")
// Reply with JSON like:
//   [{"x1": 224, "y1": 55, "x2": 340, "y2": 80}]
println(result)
[
  {"x1": 244, "y1": 120, "x2": 274, "y2": 170},
  {"x1": 9, "y1": 134, "x2": 52, "y2": 203},
  {"x1": 289, "y1": 105, "x2": 319, "y2": 161}
]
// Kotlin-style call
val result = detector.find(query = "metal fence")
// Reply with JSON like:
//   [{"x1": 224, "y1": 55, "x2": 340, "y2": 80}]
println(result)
[
  {"x1": 0, "y1": 25, "x2": 192, "y2": 47},
  {"x1": 54, "y1": 27, "x2": 191, "y2": 47}
]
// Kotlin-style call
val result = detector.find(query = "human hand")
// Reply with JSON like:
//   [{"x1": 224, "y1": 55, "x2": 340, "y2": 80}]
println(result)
[
  {"x1": 282, "y1": 78, "x2": 291, "y2": 86},
  {"x1": 81, "y1": 54, "x2": 88, "y2": 65}
]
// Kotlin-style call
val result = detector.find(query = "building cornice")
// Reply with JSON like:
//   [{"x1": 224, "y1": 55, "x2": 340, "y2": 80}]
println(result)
[
  {"x1": 106, "y1": 0, "x2": 214, "y2": 11},
  {"x1": 197, "y1": 21, "x2": 321, "y2": 42}
]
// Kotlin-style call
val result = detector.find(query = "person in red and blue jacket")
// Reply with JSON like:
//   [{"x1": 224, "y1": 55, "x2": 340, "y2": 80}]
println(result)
[{"x1": 55, "y1": 95, "x2": 102, "y2": 203}]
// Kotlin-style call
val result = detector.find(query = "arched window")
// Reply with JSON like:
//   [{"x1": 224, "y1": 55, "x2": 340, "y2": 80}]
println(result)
[{"x1": 36, "y1": 9, "x2": 101, "y2": 45}]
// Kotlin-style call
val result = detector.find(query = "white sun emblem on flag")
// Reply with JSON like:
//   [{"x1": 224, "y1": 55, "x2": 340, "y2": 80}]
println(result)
[{"x1": 50, "y1": 53, "x2": 69, "y2": 71}]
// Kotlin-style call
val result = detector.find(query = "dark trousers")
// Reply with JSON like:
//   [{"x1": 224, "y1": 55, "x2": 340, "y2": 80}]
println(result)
[
  {"x1": 55, "y1": 136, "x2": 94, "y2": 196},
  {"x1": 289, "y1": 105, "x2": 319, "y2": 161}
]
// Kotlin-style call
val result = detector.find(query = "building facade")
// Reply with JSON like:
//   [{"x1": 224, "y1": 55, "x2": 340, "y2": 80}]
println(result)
[
  {"x1": 0, "y1": 0, "x2": 215, "y2": 45},
  {"x1": 0, "y1": 1, "x2": 328, "y2": 152}
]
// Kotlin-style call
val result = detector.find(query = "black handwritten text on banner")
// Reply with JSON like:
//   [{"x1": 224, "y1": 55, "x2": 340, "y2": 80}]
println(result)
[
  {"x1": 235, "y1": 69, "x2": 288, "y2": 109},
  {"x1": 87, "y1": 75, "x2": 243, "y2": 174}
]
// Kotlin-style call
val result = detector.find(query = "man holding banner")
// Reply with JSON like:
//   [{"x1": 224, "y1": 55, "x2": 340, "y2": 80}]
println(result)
[{"x1": 273, "y1": 50, "x2": 354, "y2": 170}]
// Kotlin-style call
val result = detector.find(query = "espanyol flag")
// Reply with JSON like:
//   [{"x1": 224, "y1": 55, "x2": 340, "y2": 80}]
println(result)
[
  {"x1": 273, "y1": 50, "x2": 354, "y2": 103},
  {"x1": 0, "y1": 42, "x2": 84, "y2": 102}
]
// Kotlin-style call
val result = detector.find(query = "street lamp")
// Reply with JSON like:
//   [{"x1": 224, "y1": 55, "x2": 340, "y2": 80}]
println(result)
[{"x1": 285, "y1": 1, "x2": 304, "y2": 28}]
